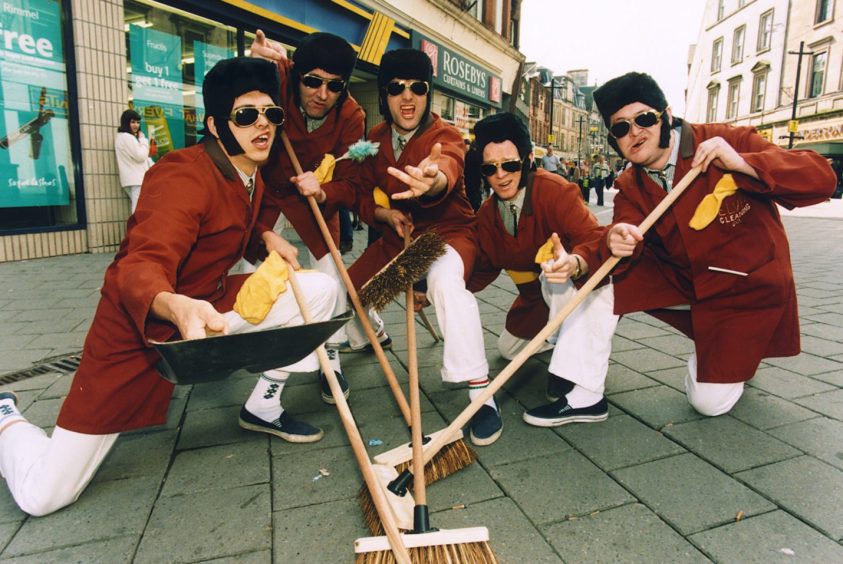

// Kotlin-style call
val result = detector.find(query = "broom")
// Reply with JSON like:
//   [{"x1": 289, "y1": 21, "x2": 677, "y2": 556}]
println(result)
[
  {"x1": 384, "y1": 166, "x2": 703, "y2": 493},
  {"x1": 280, "y1": 132, "x2": 475, "y2": 486},
  {"x1": 285, "y1": 264, "x2": 412, "y2": 563},
  {"x1": 354, "y1": 233, "x2": 497, "y2": 563}
]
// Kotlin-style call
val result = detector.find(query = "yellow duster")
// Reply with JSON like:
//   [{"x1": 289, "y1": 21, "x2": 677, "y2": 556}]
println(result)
[{"x1": 233, "y1": 251, "x2": 290, "y2": 324}]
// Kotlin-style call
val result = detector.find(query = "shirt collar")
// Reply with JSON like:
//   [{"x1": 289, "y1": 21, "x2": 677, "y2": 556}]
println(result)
[{"x1": 301, "y1": 106, "x2": 328, "y2": 133}]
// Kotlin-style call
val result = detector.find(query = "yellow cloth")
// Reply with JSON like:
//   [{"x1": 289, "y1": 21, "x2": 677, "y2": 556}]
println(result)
[
  {"x1": 507, "y1": 269, "x2": 539, "y2": 285},
  {"x1": 314, "y1": 154, "x2": 336, "y2": 184},
  {"x1": 534, "y1": 238, "x2": 555, "y2": 264},
  {"x1": 689, "y1": 173, "x2": 739, "y2": 231},
  {"x1": 233, "y1": 251, "x2": 289, "y2": 324},
  {"x1": 374, "y1": 186, "x2": 390, "y2": 209}
]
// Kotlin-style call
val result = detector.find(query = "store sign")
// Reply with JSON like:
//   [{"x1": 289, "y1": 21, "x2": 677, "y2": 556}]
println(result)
[
  {"x1": 193, "y1": 41, "x2": 234, "y2": 126},
  {"x1": 414, "y1": 34, "x2": 501, "y2": 108},
  {"x1": 0, "y1": 0, "x2": 73, "y2": 208}
]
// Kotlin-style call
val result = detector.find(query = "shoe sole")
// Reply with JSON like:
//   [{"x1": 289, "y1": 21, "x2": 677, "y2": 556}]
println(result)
[
  {"x1": 470, "y1": 424, "x2": 503, "y2": 447},
  {"x1": 238, "y1": 418, "x2": 325, "y2": 443},
  {"x1": 320, "y1": 388, "x2": 351, "y2": 405},
  {"x1": 546, "y1": 393, "x2": 560, "y2": 402},
  {"x1": 522, "y1": 412, "x2": 608, "y2": 428}
]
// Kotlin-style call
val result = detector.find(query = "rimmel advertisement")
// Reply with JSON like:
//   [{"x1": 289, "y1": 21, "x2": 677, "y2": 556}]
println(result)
[{"x1": 0, "y1": 0, "x2": 72, "y2": 208}]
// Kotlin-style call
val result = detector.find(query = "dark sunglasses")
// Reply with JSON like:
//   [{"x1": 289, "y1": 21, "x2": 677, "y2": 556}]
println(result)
[
  {"x1": 229, "y1": 105, "x2": 285, "y2": 127},
  {"x1": 301, "y1": 74, "x2": 346, "y2": 93},
  {"x1": 385, "y1": 80, "x2": 430, "y2": 97},
  {"x1": 480, "y1": 158, "x2": 522, "y2": 177},
  {"x1": 609, "y1": 110, "x2": 663, "y2": 138}
]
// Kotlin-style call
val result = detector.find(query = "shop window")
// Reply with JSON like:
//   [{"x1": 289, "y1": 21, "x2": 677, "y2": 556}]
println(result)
[
  {"x1": 0, "y1": 0, "x2": 82, "y2": 233},
  {"x1": 124, "y1": 0, "x2": 236, "y2": 158}
]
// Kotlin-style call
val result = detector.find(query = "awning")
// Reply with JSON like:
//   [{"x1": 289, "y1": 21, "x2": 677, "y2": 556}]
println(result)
[{"x1": 794, "y1": 141, "x2": 843, "y2": 156}]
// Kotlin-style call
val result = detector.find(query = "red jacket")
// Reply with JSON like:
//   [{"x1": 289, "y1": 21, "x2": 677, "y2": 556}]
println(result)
[
  {"x1": 340, "y1": 115, "x2": 478, "y2": 288},
  {"x1": 591, "y1": 120, "x2": 836, "y2": 383},
  {"x1": 469, "y1": 169, "x2": 604, "y2": 339},
  {"x1": 254, "y1": 58, "x2": 365, "y2": 260},
  {"x1": 57, "y1": 140, "x2": 263, "y2": 433}
]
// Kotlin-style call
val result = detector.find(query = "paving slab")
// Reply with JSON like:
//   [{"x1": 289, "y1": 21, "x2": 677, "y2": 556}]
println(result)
[
  {"x1": 160, "y1": 440, "x2": 270, "y2": 497},
  {"x1": 769, "y1": 416, "x2": 843, "y2": 471},
  {"x1": 611, "y1": 453, "x2": 775, "y2": 535},
  {"x1": 488, "y1": 450, "x2": 634, "y2": 525},
  {"x1": 605, "y1": 363, "x2": 660, "y2": 394},
  {"x1": 662, "y1": 416, "x2": 801, "y2": 473},
  {"x1": 271, "y1": 444, "x2": 362, "y2": 510},
  {"x1": 728, "y1": 387, "x2": 820, "y2": 430},
  {"x1": 92, "y1": 430, "x2": 177, "y2": 484},
  {"x1": 177, "y1": 404, "x2": 273, "y2": 450},
  {"x1": 3, "y1": 476, "x2": 158, "y2": 557},
  {"x1": 793, "y1": 387, "x2": 843, "y2": 420},
  {"x1": 799, "y1": 334, "x2": 843, "y2": 357},
  {"x1": 554, "y1": 413, "x2": 686, "y2": 471},
  {"x1": 425, "y1": 458, "x2": 504, "y2": 512},
  {"x1": 135, "y1": 484, "x2": 271, "y2": 563},
  {"x1": 614, "y1": 318, "x2": 673, "y2": 340},
  {"x1": 543, "y1": 503, "x2": 708, "y2": 563},
  {"x1": 610, "y1": 348, "x2": 687, "y2": 373},
  {"x1": 272, "y1": 498, "x2": 369, "y2": 563},
  {"x1": 0, "y1": 535, "x2": 138, "y2": 563},
  {"x1": 610, "y1": 334, "x2": 647, "y2": 352},
  {"x1": 800, "y1": 321, "x2": 843, "y2": 342},
  {"x1": 609, "y1": 385, "x2": 704, "y2": 429},
  {"x1": 746, "y1": 366, "x2": 836, "y2": 399},
  {"x1": 762, "y1": 353, "x2": 843, "y2": 377},
  {"x1": 688, "y1": 510, "x2": 843, "y2": 563},
  {"x1": 642, "y1": 366, "x2": 688, "y2": 392},
  {"x1": 737, "y1": 456, "x2": 843, "y2": 540}
]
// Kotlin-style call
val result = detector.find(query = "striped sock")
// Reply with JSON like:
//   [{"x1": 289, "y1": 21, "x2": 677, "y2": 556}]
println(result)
[
  {"x1": 245, "y1": 370, "x2": 289, "y2": 422},
  {"x1": 468, "y1": 377, "x2": 497, "y2": 410}
]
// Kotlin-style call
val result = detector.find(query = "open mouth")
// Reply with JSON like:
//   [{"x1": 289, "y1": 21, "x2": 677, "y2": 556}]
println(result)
[
  {"x1": 252, "y1": 133, "x2": 270, "y2": 149},
  {"x1": 630, "y1": 137, "x2": 647, "y2": 151},
  {"x1": 400, "y1": 105, "x2": 416, "y2": 120}
]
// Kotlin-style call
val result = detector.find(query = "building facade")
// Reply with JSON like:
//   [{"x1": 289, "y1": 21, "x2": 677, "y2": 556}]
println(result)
[{"x1": 0, "y1": 0, "x2": 523, "y2": 262}]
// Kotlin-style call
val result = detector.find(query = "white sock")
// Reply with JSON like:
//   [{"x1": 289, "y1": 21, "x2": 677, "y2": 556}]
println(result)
[
  {"x1": 468, "y1": 378, "x2": 497, "y2": 410},
  {"x1": 325, "y1": 347, "x2": 341, "y2": 374},
  {"x1": 566, "y1": 384, "x2": 603, "y2": 408},
  {"x1": 245, "y1": 370, "x2": 288, "y2": 422}
]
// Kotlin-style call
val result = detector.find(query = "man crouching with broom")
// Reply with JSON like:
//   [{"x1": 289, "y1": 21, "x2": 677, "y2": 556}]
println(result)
[{"x1": 297, "y1": 48, "x2": 501, "y2": 446}]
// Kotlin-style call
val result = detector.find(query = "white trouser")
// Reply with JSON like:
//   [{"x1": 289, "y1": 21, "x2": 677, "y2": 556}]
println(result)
[
  {"x1": 685, "y1": 352, "x2": 744, "y2": 416},
  {"x1": 308, "y1": 249, "x2": 348, "y2": 346},
  {"x1": 0, "y1": 271, "x2": 337, "y2": 517},
  {"x1": 427, "y1": 245, "x2": 488, "y2": 382},
  {"x1": 498, "y1": 278, "x2": 618, "y2": 396},
  {"x1": 123, "y1": 185, "x2": 140, "y2": 213}
]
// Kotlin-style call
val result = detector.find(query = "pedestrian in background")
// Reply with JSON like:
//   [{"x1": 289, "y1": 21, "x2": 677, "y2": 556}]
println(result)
[
  {"x1": 590, "y1": 154, "x2": 610, "y2": 206},
  {"x1": 541, "y1": 146, "x2": 563, "y2": 176},
  {"x1": 114, "y1": 109, "x2": 154, "y2": 213}
]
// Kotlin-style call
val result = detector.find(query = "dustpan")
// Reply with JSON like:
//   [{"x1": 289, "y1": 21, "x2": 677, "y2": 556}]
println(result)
[{"x1": 153, "y1": 312, "x2": 352, "y2": 384}]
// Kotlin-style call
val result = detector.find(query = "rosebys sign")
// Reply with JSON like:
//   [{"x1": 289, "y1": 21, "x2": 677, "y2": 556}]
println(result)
[{"x1": 414, "y1": 34, "x2": 502, "y2": 108}]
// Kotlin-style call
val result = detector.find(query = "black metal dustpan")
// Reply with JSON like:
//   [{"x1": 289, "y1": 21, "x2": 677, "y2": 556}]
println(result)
[{"x1": 153, "y1": 312, "x2": 352, "y2": 385}]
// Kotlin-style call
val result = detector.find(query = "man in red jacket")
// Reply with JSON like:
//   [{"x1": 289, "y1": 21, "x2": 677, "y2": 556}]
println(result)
[
  {"x1": 0, "y1": 58, "x2": 338, "y2": 516},
  {"x1": 468, "y1": 113, "x2": 618, "y2": 427},
  {"x1": 592, "y1": 72, "x2": 836, "y2": 415},
  {"x1": 301, "y1": 49, "x2": 499, "y2": 446},
  {"x1": 248, "y1": 31, "x2": 388, "y2": 405}
]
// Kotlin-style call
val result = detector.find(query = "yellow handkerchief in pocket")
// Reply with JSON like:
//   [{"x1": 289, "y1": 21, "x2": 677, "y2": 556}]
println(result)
[
  {"x1": 689, "y1": 173, "x2": 738, "y2": 230},
  {"x1": 534, "y1": 237, "x2": 555, "y2": 264}
]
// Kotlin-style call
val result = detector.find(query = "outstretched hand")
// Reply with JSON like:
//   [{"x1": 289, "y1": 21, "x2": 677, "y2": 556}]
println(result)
[
  {"x1": 250, "y1": 29, "x2": 286, "y2": 62},
  {"x1": 389, "y1": 143, "x2": 448, "y2": 200},
  {"x1": 607, "y1": 223, "x2": 643, "y2": 257},
  {"x1": 541, "y1": 233, "x2": 577, "y2": 284}
]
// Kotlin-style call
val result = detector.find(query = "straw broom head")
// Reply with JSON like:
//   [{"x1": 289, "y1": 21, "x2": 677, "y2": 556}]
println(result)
[{"x1": 359, "y1": 232, "x2": 447, "y2": 312}]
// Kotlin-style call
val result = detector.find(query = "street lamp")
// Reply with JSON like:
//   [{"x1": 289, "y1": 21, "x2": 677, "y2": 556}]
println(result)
[{"x1": 782, "y1": 41, "x2": 813, "y2": 149}]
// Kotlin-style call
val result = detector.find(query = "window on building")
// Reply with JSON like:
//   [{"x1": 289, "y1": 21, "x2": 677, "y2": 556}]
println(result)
[
  {"x1": 706, "y1": 84, "x2": 720, "y2": 122},
  {"x1": 738, "y1": 0, "x2": 747, "y2": 7},
  {"x1": 757, "y1": 10, "x2": 773, "y2": 52},
  {"x1": 0, "y1": 0, "x2": 83, "y2": 233},
  {"x1": 726, "y1": 78, "x2": 741, "y2": 119},
  {"x1": 717, "y1": 0, "x2": 725, "y2": 21},
  {"x1": 711, "y1": 38, "x2": 723, "y2": 73},
  {"x1": 732, "y1": 26, "x2": 746, "y2": 64},
  {"x1": 124, "y1": 1, "x2": 237, "y2": 159},
  {"x1": 808, "y1": 50, "x2": 827, "y2": 98},
  {"x1": 815, "y1": 0, "x2": 832, "y2": 24},
  {"x1": 466, "y1": 0, "x2": 484, "y2": 23},
  {"x1": 751, "y1": 70, "x2": 768, "y2": 112}
]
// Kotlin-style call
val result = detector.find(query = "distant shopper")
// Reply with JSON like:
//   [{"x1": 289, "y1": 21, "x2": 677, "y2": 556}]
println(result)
[
  {"x1": 541, "y1": 146, "x2": 563, "y2": 175},
  {"x1": 114, "y1": 109, "x2": 154, "y2": 212},
  {"x1": 592, "y1": 71, "x2": 836, "y2": 416}
]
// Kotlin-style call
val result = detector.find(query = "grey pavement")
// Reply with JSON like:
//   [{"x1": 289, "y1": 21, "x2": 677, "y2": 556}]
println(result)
[{"x1": 0, "y1": 200, "x2": 842, "y2": 562}]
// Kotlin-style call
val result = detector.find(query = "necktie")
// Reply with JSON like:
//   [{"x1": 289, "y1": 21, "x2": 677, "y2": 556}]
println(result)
[
  {"x1": 655, "y1": 170, "x2": 670, "y2": 192},
  {"x1": 509, "y1": 203, "x2": 519, "y2": 236},
  {"x1": 246, "y1": 178, "x2": 255, "y2": 199},
  {"x1": 396, "y1": 136, "x2": 407, "y2": 158}
]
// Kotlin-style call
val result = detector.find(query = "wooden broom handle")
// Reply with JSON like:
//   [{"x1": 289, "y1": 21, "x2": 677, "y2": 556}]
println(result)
[
  {"x1": 420, "y1": 166, "x2": 703, "y2": 462},
  {"x1": 405, "y1": 231, "x2": 426, "y2": 506},
  {"x1": 286, "y1": 265, "x2": 411, "y2": 563},
  {"x1": 280, "y1": 131, "x2": 412, "y2": 425}
]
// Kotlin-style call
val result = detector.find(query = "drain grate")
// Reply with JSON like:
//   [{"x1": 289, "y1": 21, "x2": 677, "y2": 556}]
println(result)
[{"x1": 0, "y1": 352, "x2": 82, "y2": 386}]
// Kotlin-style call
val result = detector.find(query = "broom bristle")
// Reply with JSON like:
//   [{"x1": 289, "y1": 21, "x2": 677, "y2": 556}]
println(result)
[
  {"x1": 358, "y1": 440, "x2": 477, "y2": 535},
  {"x1": 354, "y1": 541, "x2": 498, "y2": 563},
  {"x1": 359, "y1": 232, "x2": 447, "y2": 311}
]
